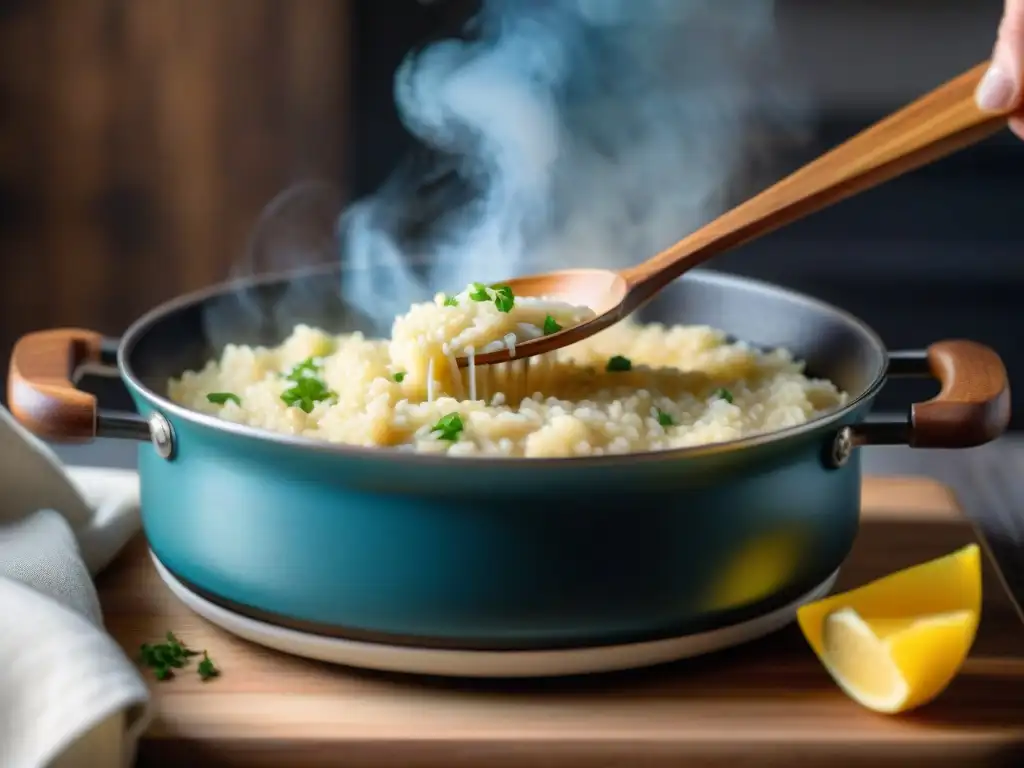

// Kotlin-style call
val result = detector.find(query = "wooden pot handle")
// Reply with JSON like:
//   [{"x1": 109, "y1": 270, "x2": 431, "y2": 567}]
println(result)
[
  {"x1": 7, "y1": 328, "x2": 105, "y2": 442},
  {"x1": 910, "y1": 340, "x2": 1011, "y2": 448}
]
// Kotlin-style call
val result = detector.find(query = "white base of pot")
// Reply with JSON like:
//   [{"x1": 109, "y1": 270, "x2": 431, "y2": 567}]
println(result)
[{"x1": 151, "y1": 552, "x2": 837, "y2": 678}]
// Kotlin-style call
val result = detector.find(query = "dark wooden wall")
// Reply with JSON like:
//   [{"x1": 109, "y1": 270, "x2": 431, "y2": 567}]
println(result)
[{"x1": 0, "y1": 0, "x2": 351, "y2": 400}]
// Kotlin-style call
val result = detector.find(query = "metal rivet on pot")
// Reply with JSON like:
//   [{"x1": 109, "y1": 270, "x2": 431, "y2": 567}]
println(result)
[
  {"x1": 828, "y1": 426, "x2": 854, "y2": 469},
  {"x1": 148, "y1": 412, "x2": 176, "y2": 460}
]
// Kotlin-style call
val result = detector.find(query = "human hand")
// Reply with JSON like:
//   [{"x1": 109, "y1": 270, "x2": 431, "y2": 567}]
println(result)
[{"x1": 977, "y1": 0, "x2": 1024, "y2": 137}]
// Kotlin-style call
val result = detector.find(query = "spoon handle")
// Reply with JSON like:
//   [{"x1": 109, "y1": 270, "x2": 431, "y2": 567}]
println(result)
[{"x1": 623, "y1": 61, "x2": 1010, "y2": 304}]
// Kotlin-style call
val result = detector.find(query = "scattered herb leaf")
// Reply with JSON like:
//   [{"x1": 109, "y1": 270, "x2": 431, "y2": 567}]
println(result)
[
  {"x1": 464, "y1": 282, "x2": 515, "y2": 312},
  {"x1": 492, "y1": 284, "x2": 515, "y2": 313},
  {"x1": 468, "y1": 282, "x2": 491, "y2": 302},
  {"x1": 393, "y1": 372, "x2": 406, "y2": 383},
  {"x1": 431, "y1": 412, "x2": 464, "y2": 441},
  {"x1": 606, "y1": 355, "x2": 632, "y2": 372},
  {"x1": 656, "y1": 408, "x2": 675, "y2": 427},
  {"x1": 166, "y1": 631, "x2": 200, "y2": 658},
  {"x1": 197, "y1": 651, "x2": 219, "y2": 681},
  {"x1": 206, "y1": 392, "x2": 241, "y2": 406},
  {"x1": 542, "y1": 315, "x2": 562, "y2": 335},
  {"x1": 284, "y1": 357, "x2": 322, "y2": 382},
  {"x1": 139, "y1": 632, "x2": 209, "y2": 682},
  {"x1": 281, "y1": 376, "x2": 335, "y2": 413},
  {"x1": 713, "y1": 387, "x2": 734, "y2": 404},
  {"x1": 443, "y1": 294, "x2": 458, "y2": 307},
  {"x1": 139, "y1": 644, "x2": 172, "y2": 680}
]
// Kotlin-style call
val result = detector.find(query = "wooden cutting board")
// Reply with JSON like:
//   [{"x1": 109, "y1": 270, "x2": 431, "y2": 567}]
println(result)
[{"x1": 96, "y1": 476, "x2": 1024, "y2": 768}]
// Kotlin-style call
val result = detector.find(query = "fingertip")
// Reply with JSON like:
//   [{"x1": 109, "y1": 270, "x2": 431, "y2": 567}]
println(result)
[
  {"x1": 1009, "y1": 114, "x2": 1024, "y2": 140},
  {"x1": 977, "y1": 63, "x2": 1019, "y2": 112}
]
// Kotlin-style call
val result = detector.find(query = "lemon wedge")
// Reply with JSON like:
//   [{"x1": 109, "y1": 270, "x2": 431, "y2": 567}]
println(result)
[{"x1": 797, "y1": 544, "x2": 981, "y2": 714}]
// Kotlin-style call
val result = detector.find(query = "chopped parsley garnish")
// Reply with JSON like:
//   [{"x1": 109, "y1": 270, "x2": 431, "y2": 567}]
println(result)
[
  {"x1": 492, "y1": 284, "x2": 515, "y2": 313},
  {"x1": 281, "y1": 376, "x2": 335, "y2": 413},
  {"x1": 656, "y1": 408, "x2": 675, "y2": 427},
  {"x1": 713, "y1": 387, "x2": 734, "y2": 404},
  {"x1": 393, "y1": 372, "x2": 406, "y2": 383},
  {"x1": 197, "y1": 651, "x2": 219, "y2": 681},
  {"x1": 606, "y1": 355, "x2": 632, "y2": 372},
  {"x1": 466, "y1": 282, "x2": 515, "y2": 313},
  {"x1": 468, "y1": 282, "x2": 491, "y2": 302},
  {"x1": 542, "y1": 315, "x2": 562, "y2": 334},
  {"x1": 284, "y1": 356, "x2": 323, "y2": 381},
  {"x1": 206, "y1": 392, "x2": 241, "y2": 406},
  {"x1": 443, "y1": 294, "x2": 458, "y2": 307},
  {"x1": 140, "y1": 631, "x2": 214, "y2": 682},
  {"x1": 280, "y1": 358, "x2": 335, "y2": 411},
  {"x1": 431, "y1": 412, "x2": 464, "y2": 441}
]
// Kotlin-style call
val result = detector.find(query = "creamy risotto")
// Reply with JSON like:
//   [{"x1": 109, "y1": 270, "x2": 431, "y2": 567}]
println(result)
[{"x1": 169, "y1": 282, "x2": 848, "y2": 457}]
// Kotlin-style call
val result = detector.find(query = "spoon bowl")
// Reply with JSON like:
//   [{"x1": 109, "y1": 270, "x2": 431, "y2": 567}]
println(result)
[
  {"x1": 456, "y1": 60, "x2": 1011, "y2": 369},
  {"x1": 462, "y1": 268, "x2": 629, "y2": 367}
]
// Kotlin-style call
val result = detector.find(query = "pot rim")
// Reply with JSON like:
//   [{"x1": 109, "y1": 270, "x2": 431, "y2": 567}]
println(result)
[{"x1": 118, "y1": 264, "x2": 890, "y2": 466}]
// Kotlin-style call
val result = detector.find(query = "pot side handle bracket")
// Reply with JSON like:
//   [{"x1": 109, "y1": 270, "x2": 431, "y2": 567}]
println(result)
[
  {"x1": 7, "y1": 328, "x2": 154, "y2": 444},
  {"x1": 831, "y1": 340, "x2": 1011, "y2": 467}
]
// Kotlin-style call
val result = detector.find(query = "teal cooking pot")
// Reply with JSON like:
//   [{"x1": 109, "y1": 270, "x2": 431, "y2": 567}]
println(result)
[{"x1": 6, "y1": 268, "x2": 1011, "y2": 651}]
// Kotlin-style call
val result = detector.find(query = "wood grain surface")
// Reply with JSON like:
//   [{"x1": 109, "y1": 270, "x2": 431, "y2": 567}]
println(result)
[
  {"x1": 0, "y1": 0, "x2": 351, "y2": 402},
  {"x1": 95, "y1": 476, "x2": 1024, "y2": 767}
]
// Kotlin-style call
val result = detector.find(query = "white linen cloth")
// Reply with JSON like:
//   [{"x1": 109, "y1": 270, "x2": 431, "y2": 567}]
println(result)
[{"x1": 0, "y1": 405, "x2": 151, "y2": 768}]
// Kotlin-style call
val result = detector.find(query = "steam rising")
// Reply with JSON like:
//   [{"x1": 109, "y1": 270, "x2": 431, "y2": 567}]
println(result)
[{"x1": 338, "y1": 0, "x2": 808, "y2": 333}]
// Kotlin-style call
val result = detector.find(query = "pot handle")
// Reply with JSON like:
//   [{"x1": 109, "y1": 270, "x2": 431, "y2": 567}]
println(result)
[
  {"x1": 852, "y1": 339, "x2": 1011, "y2": 450},
  {"x1": 7, "y1": 328, "x2": 150, "y2": 443}
]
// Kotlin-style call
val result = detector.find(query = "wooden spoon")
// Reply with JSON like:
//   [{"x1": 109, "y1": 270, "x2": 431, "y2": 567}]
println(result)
[{"x1": 457, "y1": 61, "x2": 1011, "y2": 369}]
